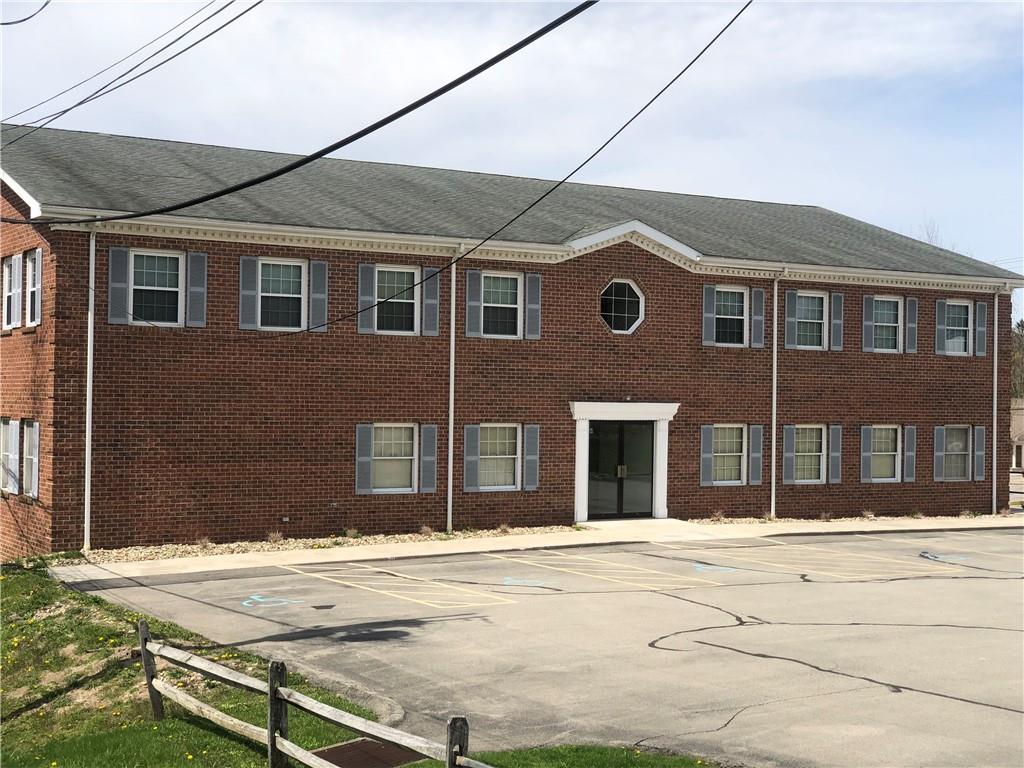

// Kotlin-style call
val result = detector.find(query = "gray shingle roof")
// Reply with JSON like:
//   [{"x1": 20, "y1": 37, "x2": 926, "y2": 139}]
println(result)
[{"x1": 2, "y1": 124, "x2": 1019, "y2": 280}]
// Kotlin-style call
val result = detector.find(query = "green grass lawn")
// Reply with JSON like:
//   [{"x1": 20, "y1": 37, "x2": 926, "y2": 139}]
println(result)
[{"x1": 1, "y1": 557, "x2": 714, "y2": 768}]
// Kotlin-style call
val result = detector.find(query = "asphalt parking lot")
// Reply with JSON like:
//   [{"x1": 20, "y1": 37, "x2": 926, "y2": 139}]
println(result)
[{"x1": 65, "y1": 529, "x2": 1024, "y2": 768}]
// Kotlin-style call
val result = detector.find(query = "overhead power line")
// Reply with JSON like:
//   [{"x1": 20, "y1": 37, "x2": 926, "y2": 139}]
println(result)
[
  {"x1": 257, "y1": 0, "x2": 754, "y2": 341},
  {"x1": 3, "y1": 0, "x2": 220, "y2": 123},
  {"x1": 2, "y1": 0, "x2": 257, "y2": 150},
  {"x1": 0, "y1": 0, "x2": 599, "y2": 225},
  {"x1": 1, "y1": 0, "x2": 50, "y2": 26}
]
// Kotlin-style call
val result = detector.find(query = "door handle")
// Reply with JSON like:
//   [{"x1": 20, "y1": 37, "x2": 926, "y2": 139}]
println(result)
[{"x1": 616, "y1": 464, "x2": 627, "y2": 479}]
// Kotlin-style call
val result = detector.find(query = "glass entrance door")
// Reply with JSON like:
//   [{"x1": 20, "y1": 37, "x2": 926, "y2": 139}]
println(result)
[{"x1": 588, "y1": 421, "x2": 654, "y2": 518}]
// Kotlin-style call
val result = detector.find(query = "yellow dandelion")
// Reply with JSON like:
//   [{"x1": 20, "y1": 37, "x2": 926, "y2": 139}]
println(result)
[{"x1": 186, "y1": 754, "x2": 193, "y2": 761}]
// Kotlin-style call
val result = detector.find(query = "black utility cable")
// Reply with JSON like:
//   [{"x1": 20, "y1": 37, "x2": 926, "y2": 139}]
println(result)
[
  {"x1": 1, "y1": 0, "x2": 50, "y2": 26},
  {"x1": 256, "y1": 0, "x2": 754, "y2": 341},
  {"x1": 3, "y1": 0, "x2": 220, "y2": 123},
  {"x1": 0, "y1": 0, "x2": 599, "y2": 224}
]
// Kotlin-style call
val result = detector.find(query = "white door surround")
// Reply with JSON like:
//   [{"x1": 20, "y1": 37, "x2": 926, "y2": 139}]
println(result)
[{"x1": 570, "y1": 401, "x2": 680, "y2": 523}]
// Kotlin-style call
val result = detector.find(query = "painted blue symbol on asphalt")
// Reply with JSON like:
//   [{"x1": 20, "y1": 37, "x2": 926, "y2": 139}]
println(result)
[
  {"x1": 242, "y1": 594, "x2": 304, "y2": 608},
  {"x1": 694, "y1": 563, "x2": 737, "y2": 573},
  {"x1": 503, "y1": 577, "x2": 547, "y2": 587},
  {"x1": 921, "y1": 552, "x2": 969, "y2": 562}
]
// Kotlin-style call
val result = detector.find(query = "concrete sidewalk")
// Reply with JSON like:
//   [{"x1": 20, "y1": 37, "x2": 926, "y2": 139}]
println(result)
[{"x1": 53, "y1": 514, "x2": 1022, "y2": 582}]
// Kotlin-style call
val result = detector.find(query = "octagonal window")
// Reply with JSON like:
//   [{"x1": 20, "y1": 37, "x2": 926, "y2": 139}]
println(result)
[{"x1": 600, "y1": 279, "x2": 644, "y2": 334}]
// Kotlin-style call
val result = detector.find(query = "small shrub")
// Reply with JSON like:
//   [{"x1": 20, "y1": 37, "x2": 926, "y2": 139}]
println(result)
[
  {"x1": 819, "y1": 511, "x2": 832, "y2": 522},
  {"x1": 497, "y1": 523, "x2": 512, "y2": 535},
  {"x1": 345, "y1": 528, "x2": 361, "y2": 539},
  {"x1": 419, "y1": 525, "x2": 434, "y2": 536},
  {"x1": 266, "y1": 531, "x2": 283, "y2": 544},
  {"x1": 195, "y1": 536, "x2": 212, "y2": 548},
  {"x1": 911, "y1": 511, "x2": 923, "y2": 519},
  {"x1": 710, "y1": 510, "x2": 725, "y2": 522},
  {"x1": 861, "y1": 509, "x2": 875, "y2": 519}
]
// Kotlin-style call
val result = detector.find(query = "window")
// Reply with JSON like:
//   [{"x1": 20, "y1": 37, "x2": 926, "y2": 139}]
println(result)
[
  {"x1": 872, "y1": 297, "x2": 902, "y2": 352},
  {"x1": 0, "y1": 419, "x2": 16, "y2": 493},
  {"x1": 944, "y1": 301, "x2": 972, "y2": 355},
  {"x1": 22, "y1": 420, "x2": 38, "y2": 498},
  {"x1": 2, "y1": 256, "x2": 17, "y2": 330},
  {"x1": 259, "y1": 259, "x2": 306, "y2": 330},
  {"x1": 479, "y1": 424, "x2": 520, "y2": 490},
  {"x1": 795, "y1": 292, "x2": 827, "y2": 349},
  {"x1": 870, "y1": 426, "x2": 901, "y2": 482},
  {"x1": 24, "y1": 250, "x2": 40, "y2": 326},
  {"x1": 375, "y1": 266, "x2": 418, "y2": 334},
  {"x1": 482, "y1": 273, "x2": 521, "y2": 338},
  {"x1": 714, "y1": 288, "x2": 747, "y2": 346},
  {"x1": 130, "y1": 250, "x2": 184, "y2": 325},
  {"x1": 1015, "y1": 444, "x2": 1023, "y2": 471},
  {"x1": 794, "y1": 425, "x2": 826, "y2": 483},
  {"x1": 942, "y1": 426, "x2": 971, "y2": 481},
  {"x1": 371, "y1": 424, "x2": 416, "y2": 493},
  {"x1": 712, "y1": 424, "x2": 746, "y2": 484},
  {"x1": 600, "y1": 280, "x2": 644, "y2": 334}
]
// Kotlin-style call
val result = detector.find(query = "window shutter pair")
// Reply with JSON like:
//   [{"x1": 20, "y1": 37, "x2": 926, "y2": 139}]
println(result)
[
  {"x1": 463, "y1": 424, "x2": 539, "y2": 492},
  {"x1": 787, "y1": 292, "x2": 845, "y2": 350},
  {"x1": 2, "y1": 420, "x2": 20, "y2": 494},
  {"x1": 702, "y1": 285, "x2": 765, "y2": 347},
  {"x1": 859, "y1": 425, "x2": 915, "y2": 482},
  {"x1": 782, "y1": 425, "x2": 842, "y2": 483},
  {"x1": 357, "y1": 263, "x2": 439, "y2": 336},
  {"x1": 354, "y1": 424, "x2": 439, "y2": 494},
  {"x1": 932, "y1": 426, "x2": 986, "y2": 481},
  {"x1": 107, "y1": 248, "x2": 209, "y2": 326},
  {"x1": 935, "y1": 299, "x2": 988, "y2": 356},
  {"x1": 698, "y1": 425, "x2": 762, "y2": 486},
  {"x1": 239, "y1": 256, "x2": 327, "y2": 331},
  {"x1": 465, "y1": 270, "x2": 541, "y2": 339}
]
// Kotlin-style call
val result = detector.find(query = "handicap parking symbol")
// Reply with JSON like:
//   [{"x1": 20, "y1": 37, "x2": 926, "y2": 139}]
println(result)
[{"x1": 242, "y1": 594, "x2": 304, "y2": 608}]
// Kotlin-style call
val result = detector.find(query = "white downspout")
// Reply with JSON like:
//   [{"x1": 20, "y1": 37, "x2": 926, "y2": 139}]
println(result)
[
  {"x1": 991, "y1": 291, "x2": 999, "y2": 514},
  {"x1": 769, "y1": 275, "x2": 780, "y2": 520},
  {"x1": 83, "y1": 229, "x2": 96, "y2": 550},
  {"x1": 446, "y1": 247, "x2": 461, "y2": 532}
]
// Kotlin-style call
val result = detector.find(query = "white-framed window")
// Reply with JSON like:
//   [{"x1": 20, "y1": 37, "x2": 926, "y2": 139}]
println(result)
[
  {"x1": 2, "y1": 256, "x2": 18, "y2": 330},
  {"x1": 872, "y1": 296, "x2": 902, "y2": 353},
  {"x1": 0, "y1": 418, "x2": 17, "y2": 493},
  {"x1": 259, "y1": 258, "x2": 307, "y2": 331},
  {"x1": 481, "y1": 272, "x2": 522, "y2": 339},
  {"x1": 795, "y1": 292, "x2": 828, "y2": 350},
  {"x1": 22, "y1": 420, "x2": 39, "y2": 498},
  {"x1": 712, "y1": 424, "x2": 747, "y2": 485},
  {"x1": 129, "y1": 249, "x2": 185, "y2": 326},
  {"x1": 714, "y1": 287, "x2": 747, "y2": 346},
  {"x1": 479, "y1": 424, "x2": 521, "y2": 490},
  {"x1": 371, "y1": 424, "x2": 417, "y2": 493},
  {"x1": 870, "y1": 425, "x2": 901, "y2": 482},
  {"x1": 24, "y1": 250, "x2": 41, "y2": 327},
  {"x1": 942, "y1": 425, "x2": 971, "y2": 482},
  {"x1": 794, "y1": 425, "x2": 826, "y2": 483},
  {"x1": 600, "y1": 279, "x2": 645, "y2": 334},
  {"x1": 374, "y1": 266, "x2": 419, "y2": 334},
  {"x1": 944, "y1": 301, "x2": 972, "y2": 356}
]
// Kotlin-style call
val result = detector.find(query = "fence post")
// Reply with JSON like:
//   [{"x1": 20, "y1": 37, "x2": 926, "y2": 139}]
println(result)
[
  {"x1": 138, "y1": 619, "x2": 164, "y2": 720},
  {"x1": 267, "y1": 660, "x2": 288, "y2": 768},
  {"x1": 446, "y1": 716, "x2": 469, "y2": 768}
]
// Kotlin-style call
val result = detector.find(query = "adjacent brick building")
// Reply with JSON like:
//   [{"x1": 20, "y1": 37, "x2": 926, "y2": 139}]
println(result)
[{"x1": 1, "y1": 125, "x2": 1021, "y2": 558}]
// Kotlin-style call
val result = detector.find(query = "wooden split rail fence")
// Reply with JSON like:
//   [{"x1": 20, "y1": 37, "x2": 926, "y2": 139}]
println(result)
[{"x1": 138, "y1": 620, "x2": 494, "y2": 768}]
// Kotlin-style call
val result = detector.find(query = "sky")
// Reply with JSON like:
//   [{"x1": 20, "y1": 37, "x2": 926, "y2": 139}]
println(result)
[{"x1": 2, "y1": 0, "x2": 1021, "y2": 320}]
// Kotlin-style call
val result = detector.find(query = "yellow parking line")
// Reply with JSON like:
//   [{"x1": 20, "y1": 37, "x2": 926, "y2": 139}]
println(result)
[
  {"x1": 855, "y1": 533, "x2": 1023, "y2": 561},
  {"x1": 772, "y1": 540, "x2": 962, "y2": 571},
  {"x1": 487, "y1": 551, "x2": 720, "y2": 590},
  {"x1": 548, "y1": 550, "x2": 724, "y2": 586}
]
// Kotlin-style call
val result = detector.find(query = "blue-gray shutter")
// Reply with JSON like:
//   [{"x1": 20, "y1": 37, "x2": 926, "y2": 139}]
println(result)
[
  {"x1": 784, "y1": 290, "x2": 797, "y2": 349},
  {"x1": 973, "y1": 426, "x2": 985, "y2": 481},
  {"x1": 421, "y1": 267, "x2": 440, "y2": 336},
  {"x1": 935, "y1": 299, "x2": 947, "y2": 354},
  {"x1": 750, "y1": 289, "x2": 765, "y2": 348},
  {"x1": 701, "y1": 285, "x2": 716, "y2": 346},
  {"x1": 308, "y1": 260, "x2": 328, "y2": 333},
  {"x1": 828, "y1": 425, "x2": 842, "y2": 483},
  {"x1": 903, "y1": 425, "x2": 916, "y2": 482},
  {"x1": 525, "y1": 273, "x2": 541, "y2": 340},
  {"x1": 463, "y1": 424, "x2": 480, "y2": 492},
  {"x1": 933, "y1": 426, "x2": 945, "y2": 481},
  {"x1": 186, "y1": 251, "x2": 207, "y2": 328},
  {"x1": 108, "y1": 247, "x2": 130, "y2": 324},
  {"x1": 830, "y1": 293, "x2": 843, "y2": 351},
  {"x1": 466, "y1": 270, "x2": 482, "y2": 337},
  {"x1": 974, "y1": 301, "x2": 987, "y2": 357},
  {"x1": 905, "y1": 297, "x2": 917, "y2": 353},
  {"x1": 523, "y1": 424, "x2": 540, "y2": 491},
  {"x1": 782, "y1": 425, "x2": 795, "y2": 484},
  {"x1": 860, "y1": 426, "x2": 872, "y2": 483},
  {"x1": 420, "y1": 425, "x2": 437, "y2": 493},
  {"x1": 699, "y1": 425, "x2": 714, "y2": 486},
  {"x1": 355, "y1": 424, "x2": 373, "y2": 494},
  {"x1": 238, "y1": 256, "x2": 259, "y2": 330},
  {"x1": 357, "y1": 263, "x2": 376, "y2": 334},
  {"x1": 748, "y1": 424, "x2": 763, "y2": 485},
  {"x1": 861, "y1": 295, "x2": 874, "y2": 352}
]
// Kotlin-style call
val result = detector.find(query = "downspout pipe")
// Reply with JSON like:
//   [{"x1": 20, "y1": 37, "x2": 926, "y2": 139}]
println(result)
[
  {"x1": 769, "y1": 274, "x2": 781, "y2": 520},
  {"x1": 83, "y1": 228, "x2": 96, "y2": 550},
  {"x1": 446, "y1": 246, "x2": 461, "y2": 532},
  {"x1": 992, "y1": 291, "x2": 999, "y2": 514}
]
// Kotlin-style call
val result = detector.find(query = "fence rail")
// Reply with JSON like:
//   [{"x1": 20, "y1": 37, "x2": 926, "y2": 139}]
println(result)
[{"x1": 138, "y1": 619, "x2": 490, "y2": 768}]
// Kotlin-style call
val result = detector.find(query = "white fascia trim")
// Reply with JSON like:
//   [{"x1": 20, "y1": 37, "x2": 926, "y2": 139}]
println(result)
[
  {"x1": 570, "y1": 401, "x2": 680, "y2": 421},
  {"x1": 0, "y1": 170, "x2": 43, "y2": 218},
  {"x1": 566, "y1": 220, "x2": 703, "y2": 263}
]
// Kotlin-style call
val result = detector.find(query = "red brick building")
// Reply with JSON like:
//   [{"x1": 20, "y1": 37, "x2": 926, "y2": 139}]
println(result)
[{"x1": 1, "y1": 126, "x2": 1021, "y2": 558}]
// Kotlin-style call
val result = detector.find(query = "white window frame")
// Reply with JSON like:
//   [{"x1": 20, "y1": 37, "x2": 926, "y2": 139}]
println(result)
[
  {"x1": 128, "y1": 248, "x2": 186, "y2": 328},
  {"x1": 870, "y1": 424, "x2": 902, "y2": 483},
  {"x1": 712, "y1": 423, "x2": 747, "y2": 486},
  {"x1": 24, "y1": 249, "x2": 41, "y2": 327},
  {"x1": 257, "y1": 257, "x2": 308, "y2": 332},
  {"x1": 600, "y1": 278, "x2": 646, "y2": 335},
  {"x1": 478, "y1": 423, "x2": 522, "y2": 491},
  {"x1": 481, "y1": 271, "x2": 523, "y2": 340},
  {"x1": 794, "y1": 291, "x2": 828, "y2": 351},
  {"x1": 872, "y1": 295, "x2": 903, "y2": 354},
  {"x1": 714, "y1": 286, "x2": 749, "y2": 347},
  {"x1": 22, "y1": 419, "x2": 39, "y2": 499},
  {"x1": 374, "y1": 265, "x2": 420, "y2": 335},
  {"x1": 370, "y1": 423, "x2": 418, "y2": 494},
  {"x1": 943, "y1": 300, "x2": 973, "y2": 357},
  {"x1": 941, "y1": 424, "x2": 972, "y2": 482},
  {"x1": 2, "y1": 256, "x2": 17, "y2": 331},
  {"x1": 794, "y1": 424, "x2": 827, "y2": 484}
]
